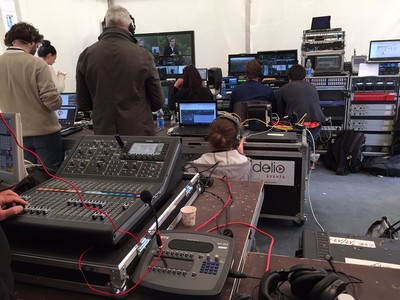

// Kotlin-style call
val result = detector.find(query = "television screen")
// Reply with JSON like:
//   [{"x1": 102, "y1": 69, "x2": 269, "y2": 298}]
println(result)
[
  {"x1": 257, "y1": 50, "x2": 298, "y2": 78},
  {"x1": 135, "y1": 30, "x2": 195, "y2": 77},
  {"x1": 369, "y1": 39, "x2": 400, "y2": 62},
  {"x1": 228, "y1": 53, "x2": 257, "y2": 77}
]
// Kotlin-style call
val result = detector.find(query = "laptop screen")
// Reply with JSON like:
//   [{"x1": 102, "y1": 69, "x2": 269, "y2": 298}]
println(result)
[
  {"x1": 60, "y1": 93, "x2": 76, "y2": 106},
  {"x1": 55, "y1": 105, "x2": 77, "y2": 128},
  {"x1": 314, "y1": 55, "x2": 342, "y2": 73},
  {"x1": 178, "y1": 101, "x2": 217, "y2": 126},
  {"x1": 368, "y1": 40, "x2": 400, "y2": 62}
]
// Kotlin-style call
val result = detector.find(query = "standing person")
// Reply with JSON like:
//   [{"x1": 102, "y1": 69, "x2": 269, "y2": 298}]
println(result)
[
  {"x1": 186, "y1": 113, "x2": 251, "y2": 181},
  {"x1": 163, "y1": 37, "x2": 182, "y2": 56},
  {"x1": 0, "y1": 190, "x2": 28, "y2": 300},
  {"x1": 170, "y1": 65, "x2": 214, "y2": 110},
  {"x1": 76, "y1": 5, "x2": 164, "y2": 136},
  {"x1": 228, "y1": 59, "x2": 275, "y2": 113},
  {"x1": 275, "y1": 64, "x2": 326, "y2": 140},
  {"x1": 0, "y1": 22, "x2": 63, "y2": 168},
  {"x1": 37, "y1": 40, "x2": 66, "y2": 93}
]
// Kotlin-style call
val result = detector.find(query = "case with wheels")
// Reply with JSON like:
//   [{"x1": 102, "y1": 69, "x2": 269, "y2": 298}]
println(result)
[{"x1": 244, "y1": 130, "x2": 309, "y2": 224}]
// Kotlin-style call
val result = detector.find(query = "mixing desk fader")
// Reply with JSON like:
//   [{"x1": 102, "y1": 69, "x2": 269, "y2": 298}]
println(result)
[{"x1": 3, "y1": 135, "x2": 182, "y2": 246}]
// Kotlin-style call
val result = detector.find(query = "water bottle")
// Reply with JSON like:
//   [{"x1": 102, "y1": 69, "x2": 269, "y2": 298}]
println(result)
[
  {"x1": 221, "y1": 80, "x2": 227, "y2": 96},
  {"x1": 156, "y1": 109, "x2": 165, "y2": 130},
  {"x1": 306, "y1": 59, "x2": 312, "y2": 77}
]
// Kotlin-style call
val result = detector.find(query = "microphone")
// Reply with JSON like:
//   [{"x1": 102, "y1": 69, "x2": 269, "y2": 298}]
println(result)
[
  {"x1": 324, "y1": 254, "x2": 337, "y2": 273},
  {"x1": 114, "y1": 134, "x2": 124, "y2": 149},
  {"x1": 140, "y1": 190, "x2": 162, "y2": 247}
]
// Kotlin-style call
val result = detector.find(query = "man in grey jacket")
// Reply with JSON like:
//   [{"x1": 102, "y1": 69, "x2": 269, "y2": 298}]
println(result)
[{"x1": 76, "y1": 5, "x2": 164, "y2": 136}]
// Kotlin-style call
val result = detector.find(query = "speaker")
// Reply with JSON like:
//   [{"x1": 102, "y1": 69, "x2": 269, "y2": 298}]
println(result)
[
  {"x1": 247, "y1": 103, "x2": 272, "y2": 131},
  {"x1": 208, "y1": 67, "x2": 222, "y2": 89}
]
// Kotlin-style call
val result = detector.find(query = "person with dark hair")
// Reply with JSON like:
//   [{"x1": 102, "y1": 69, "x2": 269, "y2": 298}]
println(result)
[
  {"x1": 37, "y1": 40, "x2": 66, "y2": 92},
  {"x1": 0, "y1": 22, "x2": 63, "y2": 168},
  {"x1": 163, "y1": 37, "x2": 182, "y2": 56},
  {"x1": 229, "y1": 59, "x2": 275, "y2": 113},
  {"x1": 275, "y1": 64, "x2": 326, "y2": 140},
  {"x1": 0, "y1": 190, "x2": 28, "y2": 300},
  {"x1": 186, "y1": 114, "x2": 251, "y2": 181},
  {"x1": 76, "y1": 5, "x2": 164, "y2": 136},
  {"x1": 170, "y1": 65, "x2": 214, "y2": 110}
]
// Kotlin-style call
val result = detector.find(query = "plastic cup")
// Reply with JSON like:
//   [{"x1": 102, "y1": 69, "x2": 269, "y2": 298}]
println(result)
[{"x1": 180, "y1": 206, "x2": 197, "y2": 227}]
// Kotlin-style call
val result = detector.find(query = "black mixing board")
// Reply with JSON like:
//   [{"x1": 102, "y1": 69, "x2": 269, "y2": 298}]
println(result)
[{"x1": 3, "y1": 135, "x2": 182, "y2": 246}]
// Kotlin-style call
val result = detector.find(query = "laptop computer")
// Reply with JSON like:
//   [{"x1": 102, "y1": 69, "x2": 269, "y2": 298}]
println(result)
[
  {"x1": 368, "y1": 39, "x2": 400, "y2": 63},
  {"x1": 170, "y1": 101, "x2": 217, "y2": 137},
  {"x1": 60, "y1": 93, "x2": 76, "y2": 106},
  {"x1": 246, "y1": 131, "x2": 298, "y2": 143},
  {"x1": 55, "y1": 105, "x2": 80, "y2": 136}
]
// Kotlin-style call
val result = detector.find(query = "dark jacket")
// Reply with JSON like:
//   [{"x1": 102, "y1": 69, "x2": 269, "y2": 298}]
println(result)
[
  {"x1": 76, "y1": 27, "x2": 164, "y2": 136},
  {"x1": 275, "y1": 80, "x2": 326, "y2": 123},
  {"x1": 170, "y1": 86, "x2": 214, "y2": 110},
  {"x1": 0, "y1": 226, "x2": 13, "y2": 300}
]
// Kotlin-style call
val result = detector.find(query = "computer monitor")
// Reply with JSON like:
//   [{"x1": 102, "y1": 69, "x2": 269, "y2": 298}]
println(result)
[
  {"x1": 197, "y1": 68, "x2": 208, "y2": 81},
  {"x1": 368, "y1": 39, "x2": 400, "y2": 62},
  {"x1": 257, "y1": 50, "x2": 298, "y2": 78},
  {"x1": 60, "y1": 93, "x2": 76, "y2": 106},
  {"x1": 228, "y1": 53, "x2": 257, "y2": 77},
  {"x1": 135, "y1": 30, "x2": 195, "y2": 78},
  {"x1": 222, "y1": 76, "x2": 238, "y2": 93},
  {"x1": 311, "y1": 16, "x2": 331, "y2": 30},
  {"x1": 0, "y1": 112, "x2": 27, "y2": 185}
]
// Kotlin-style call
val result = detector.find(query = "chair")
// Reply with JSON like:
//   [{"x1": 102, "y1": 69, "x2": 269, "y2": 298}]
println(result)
[{"x1": 233, "y1": 100, "x2": 272, "y2": 127}]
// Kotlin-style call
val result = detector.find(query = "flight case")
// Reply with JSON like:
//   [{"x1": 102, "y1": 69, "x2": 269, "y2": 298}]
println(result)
[{"x1": 244, "y1": 130, "x2": 309, "y2": 224}]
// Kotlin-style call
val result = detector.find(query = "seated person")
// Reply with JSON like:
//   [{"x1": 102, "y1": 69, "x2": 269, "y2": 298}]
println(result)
[
  {"x1": 163, "y1": 37, "x2": 182, "y2": 56},
  {"x1": 228, "y1": 59, "x2": 275, "y2": 114},
  {"x1": 275, "y1": 64, "x2": 326, "y2": 142},
  {"x1": 186, "y1": 113, "x2": 251, "y2": 181},
  {"x1": 170, "y1": 65, "x2": 214, "y2": 111}
]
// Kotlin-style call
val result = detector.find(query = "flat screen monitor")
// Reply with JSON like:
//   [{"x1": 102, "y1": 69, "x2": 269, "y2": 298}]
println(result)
[
  {"x1": 311, "y1": 16, "x2": 331, "y2": 30},
  {"x1": 222, "y1": 76, "x2": 238, "y2": 93},
  {"x1": 257, "y1": 50, "x2": 298, "y2": 78},
  {"x1": 368, "y1": 39, "x2": 400, "y2": 62},
  {"x1": 0, "y1": 112, "x2": 27, "y2": 185},
  {"x1": 135, "y1": 30, "x2": 195, "y2": 77},
  {"x1": 60, "y1": 93, "x2": 76, "y2": 106},
  {"x1": 197, "y1": 68, "x2": 208, "y2": 81},
  {"x1": 228, "y1": 53, "x2": 257, "y2": 77},
  {"x1": 314, "y1": 54, "x2": 343, "y2": 74}
]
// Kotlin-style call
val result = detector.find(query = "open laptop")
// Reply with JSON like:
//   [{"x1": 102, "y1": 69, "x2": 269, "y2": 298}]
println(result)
[
  {"x1": 60, "y1": 93, "x2": 76, "y2": 106},
  {"x1": 54, "y1": 105, "x2": 79, "y2": 135},
  {"x1": 170, "y1": 101, "x2": 217, "y2": 137}
]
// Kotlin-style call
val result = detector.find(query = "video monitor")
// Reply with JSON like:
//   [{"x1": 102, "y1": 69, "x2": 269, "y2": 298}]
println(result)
[
  {"x1": 0, "y1": 112, "x2": 27, "y2": 185},
  {"x1": 135, "y1": 30, "x2": 195, "y2": 77},
  {"x1": 311, "y1": 16, "x2": 331, "y2": 30},
  {"x1": 257, "y1": 50, "x2": 298, "y2": 78},
  {"x1": 368, "y1": 39, "x2": 400, "y2": 62},
  {"x1": 228, "y1": 53, "x2": 257, "y2": 77},
  {"x1": 197, "y1": 68, "x2": 208, "y2": 81},
  {"x1": 222, "y1": 76, "x2": 238, "y2": 93}
]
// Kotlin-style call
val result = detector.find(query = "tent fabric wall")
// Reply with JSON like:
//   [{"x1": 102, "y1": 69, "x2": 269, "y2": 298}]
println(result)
[{"x1": 6, "y1": 0, "x2": 400, "y2": 92}]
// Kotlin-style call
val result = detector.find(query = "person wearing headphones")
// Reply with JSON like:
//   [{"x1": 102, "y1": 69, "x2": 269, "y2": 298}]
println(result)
[
  {"x1": 38, "y1": 40, "x2": 66, "y2": 93},
  {"x1": 186, "y1": 114, "x2": 251, "y2": 181},
  {"x1": 76, "y1": 5, "x2": 164, "y2": 136},
  {"x1": 0, "y1": 190, "x2": 28, "y2": 300},
  {"x1": 228, "y1": 59, "x2": 275, "y2": 113},
  {"x1": 0, "y1": 22, "x2": 63, "y2": 169}
]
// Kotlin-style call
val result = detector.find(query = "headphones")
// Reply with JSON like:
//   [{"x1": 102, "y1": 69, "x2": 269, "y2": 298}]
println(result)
[
  {"x1": 258, "y1": 264, "x2": 346, "y2": 300},
  {"x1": 214, "y1": 113, "x2": 242, "y2": 150},
  {"x1": 101, "y1": 14, "x2": 136, "y2": 43}
]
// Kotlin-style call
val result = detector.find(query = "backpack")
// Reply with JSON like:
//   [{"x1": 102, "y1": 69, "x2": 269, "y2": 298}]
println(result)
[
  {"x1": 362, "y1": 154, "x2": 400, "y2": 177},
  {"x1": 324, "y1": 130, "x2": 366, "y2": 175}
]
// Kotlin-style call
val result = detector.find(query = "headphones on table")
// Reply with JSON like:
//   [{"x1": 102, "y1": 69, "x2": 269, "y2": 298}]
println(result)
[
  {"x1": 258, "y1": 264, "x2": 347, "y2": 300},
  {"x1": 213, "y1": 112, "x2": 242, "y2": 149}
]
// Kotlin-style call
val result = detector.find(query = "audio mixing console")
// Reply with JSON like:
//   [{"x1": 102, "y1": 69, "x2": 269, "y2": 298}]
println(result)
[{"x1": 3, "y1": 135, "x2": 182, "y2": 245}]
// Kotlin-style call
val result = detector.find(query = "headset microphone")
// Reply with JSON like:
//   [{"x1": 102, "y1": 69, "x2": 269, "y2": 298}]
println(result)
[
  {"x1": 140, "y1": 190, "x2": 162, "y2": 247},
  {"x1": 324, "y1": 254, "x2": 338, "y2": 273}
]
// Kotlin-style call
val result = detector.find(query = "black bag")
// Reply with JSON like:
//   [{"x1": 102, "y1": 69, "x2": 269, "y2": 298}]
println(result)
[
  {"x1": 362, "y1": 154, "x2": 400, "y2": 177},
  {"x1": 324, "y1": 130, "x2": 366, "y2": 175},
  {"x1": 392, "y1": 116, "x2": 400, "y2": 155}
]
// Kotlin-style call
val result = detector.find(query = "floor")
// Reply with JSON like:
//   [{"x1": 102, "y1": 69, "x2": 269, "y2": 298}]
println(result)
[{"x1": 254, "y1": 161, "x2": 400, "y2": 257}]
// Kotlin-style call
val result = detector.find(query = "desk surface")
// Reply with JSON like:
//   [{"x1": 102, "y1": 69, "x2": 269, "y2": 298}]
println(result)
[
  {"x1": 14, "y1": 180, "x2": 264, "y2": 300},
  {"x1": 237, "y1": 252, "x2": 400, "y2": 299}
]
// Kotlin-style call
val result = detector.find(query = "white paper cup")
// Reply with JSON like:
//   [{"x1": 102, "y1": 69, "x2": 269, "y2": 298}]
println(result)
[{"x1": 180, "y1": 206, "x2": 197, "y2": 227}]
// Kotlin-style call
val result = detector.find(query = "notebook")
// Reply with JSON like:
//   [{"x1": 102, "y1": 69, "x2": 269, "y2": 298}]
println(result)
[
  {"x1": 60, "y1": 93, "x2": 77, "y2": 106},
  {"x1": 246, "y1": 131, "x2": 298, "y2": 143},
  {"x1": 55, "y1": 105, "x2": 77, "y2": 130},
  {"x1": 170, "y1": 101, "x2": 217, "y2": 137}
]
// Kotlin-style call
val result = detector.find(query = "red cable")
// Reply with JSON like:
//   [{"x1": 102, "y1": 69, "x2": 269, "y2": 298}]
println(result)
[{"x1": 206, "y1": 221, "x2": 275, "y2": 273}]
